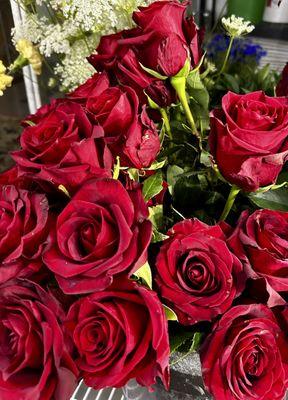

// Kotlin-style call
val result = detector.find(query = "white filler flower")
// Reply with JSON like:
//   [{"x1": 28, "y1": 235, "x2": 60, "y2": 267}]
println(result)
[
  {"x1": 222, "y1": 14, "x2": 255, "y2": 37},
  {"x1": 12, "y1": 0, "x2": 152, "y2": 90}
]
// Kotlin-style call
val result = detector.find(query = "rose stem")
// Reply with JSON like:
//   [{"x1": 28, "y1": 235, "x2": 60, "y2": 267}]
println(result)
[
  {"x1": 171, "y1": 76, "x2": 199, "y2": 138},
  {"x1": 219, "y1": 184, "x2": 240, "y2": 221},
  {"x1": 160, "y1": 108, "x2": 173, "y2": 140},
  {"x1": 217, "y1": 36, "x2": 234, "y2": 76}
]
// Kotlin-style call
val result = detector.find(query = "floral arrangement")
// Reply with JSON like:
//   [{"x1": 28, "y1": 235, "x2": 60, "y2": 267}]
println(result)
[
  {"x1": 3, "y1": 0, "x2": 152, "y2": 92},
  {"x1": 1, "y1": 2, "x2": 288, "y2": 400}
]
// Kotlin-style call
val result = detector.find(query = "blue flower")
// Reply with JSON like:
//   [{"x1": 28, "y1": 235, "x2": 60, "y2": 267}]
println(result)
[{"x1": 206, "y1": 33, "x2": 267, "y2": 65}]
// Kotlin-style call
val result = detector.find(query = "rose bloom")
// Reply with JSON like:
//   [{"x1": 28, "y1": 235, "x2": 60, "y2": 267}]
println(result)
[
  {"x1": 122, "y1": 0, "x2": 201, "y2": 77},
  {"x1": 0, "y1": 185, "x2": 53, "y2": 284},
  {"x1": 68, "y1": 72, "x2": 110, "y2": 104},
  {"x1": 12, "y1": 99, "x2": 112, "y2": 194},
  {"x1": 0, "y1": 279, "x2": 78, "y2": 400},
  {"x1": 65, "y1": 278, "x2": 170, "y2": 390},
  {"x1": 86, "y1": 78, "x2": 161, "y2": 169},
  {"x1": 228, "y1": 209, "x2": 288, "y2": 305},
  {"x1": 43, "y1": 178, "x2": 152, "y2": 294},
  {"x1": 88, "y1": 0, "x2": 202, "y2": 105},
  {"x1": 155, "y1": 219, "x2": 243, "y2": 325},
  {"x1": 209, "y1": 91, "x2": 288, "y2": 191},
  {"x1": 88, "y1": 33, "x2": 175, "y2": 108},
  {"x1": 201, "y1": 304, "x2": 288, "y2": 400}
]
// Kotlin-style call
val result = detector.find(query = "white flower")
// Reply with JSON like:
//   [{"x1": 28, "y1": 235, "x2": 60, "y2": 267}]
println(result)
[
  {"x1": 54, "y1": 38, "x2": 96, "y2": 90},
  {"x1": 222, "y1": 14, "x2": 255, "y2": 37},
  {"x1": 11, "y1": 0, "x2": 153, "y2": 90}
]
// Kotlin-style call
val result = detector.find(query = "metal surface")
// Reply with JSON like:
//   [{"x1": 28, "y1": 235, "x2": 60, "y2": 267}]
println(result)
[
  {"x1": 9, "y1": 0, "x2": 42, "y2": 114},
  {"x1": 253, "y1": 36, "x2": 288, "y2": 71},
  {"x1": 71, "y1": 381, "x2": 124, "y2": 400}
]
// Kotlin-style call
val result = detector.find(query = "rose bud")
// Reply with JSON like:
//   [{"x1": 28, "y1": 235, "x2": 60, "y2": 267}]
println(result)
[
  {"x1": 155, "y1": 219, "x2": 244, "y2": 325},
  {"x1": 65, "y1": 278, "x2": 170, "y2": 390},
  {"x1": 0, "y1": 279, "x2": 78, "y2": 400},
  {"x1": 209, "y1": 91, "x2": 288, "y2": 191},
  {"x1": 228, "y1": 209, "x2": 288, "y2": 306},
  {"x1": 0, "y1": 185, "x2": 54, "y2": 284},
  {"x1": 12, "y1": 99, "x2": 112, "y2": 194},
  {"x1": 43, "y1": 178, "x2": 152, "y2": 294},
  {"x1": 119, "y1": 1, "x2": 201, "y2": 77},
  {"x1": 201, "y1": 304, "x2": 288, "y2": 400},
  {"x1": 86, "y1": 84, "x2": 160, "y2": 169},
  {"x1": 88, "y1": 33, "x2": 175, "y2": 108}
]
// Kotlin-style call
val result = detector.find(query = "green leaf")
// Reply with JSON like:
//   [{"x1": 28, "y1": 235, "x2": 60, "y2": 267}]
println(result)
[
  {"x1": 146, "y1": 159, "x2": 167, "y2": 170},
  {"x1": 170, "y1": 331, "x2": 195, "y2": 353},
  {"x1": 258, "y1": 64, "x2": 270, "y2": 84},
  {"x1": 167, "y1": 165, "x2": 184, "y2": 195},
  {"x1": 127, "y1": 168, "x2": 139, "y2": 181},
  {"x1": 187, "y1": 70, "x2": 210, "y2": 109},
  {"x1": 139, "y1": 62, "x2": 167, "y2": 80},
  {"x1": 173, "y1": 58, "x2": 191, "y2": 78},
  {"x1": 170, "y1": 331, "x2": 202, "y2": 355},
  {"x1": 58, "y1": 185, "x2": 71, "y2": 198},
  {"x1": 149, "y1": 205, "x2": 169, "y2": 243},
  {"x1": 142, "y1": 170, "x2": 163, "y2": 202},
  {"x1": 133, "y1": 262, "x2": 152, "y2": 289},
  {"x1": 163, "y1": 305, "x2": 178, "y2": 321},
  {"x1": 249, "y1": 186, "x2": 288, "y2": 211},
  {"x1": 112, "y1": 156, "x2": 120, "y2": 180},
  {"x1": 149, "y1": 205, "x2": 164, "y2": 230},
  {"x1": 223, "y1": 73, "x2": 240, "y2": 93},
  {"x1": 152, "y1": 230, "x2": 169, "y2": 243},
  {"x1": 23, "y1": 120, "x2": 35, "y2": 126},
  {"x1": 200, "y1": 150, "x2": 212, "y2": 167}
]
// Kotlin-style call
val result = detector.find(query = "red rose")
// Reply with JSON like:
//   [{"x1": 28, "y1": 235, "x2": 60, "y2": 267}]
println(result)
[
  {"x1": 201, "y1": 304, "x2": 288, "y2": 400},
  {"x1": 66, "y1": 278, "x2": 170, "y2": 390},
  {"x1": 68, "y1": 72, "x2": 110, "y2": 104},
  {"x1": 86, "y1": 84, "x2": 160, "y2": 169},
  {"x1": 209, "y1": 91, "x2": 288, "y2": 191},
  {"x1": 0, "y1": 279, "x2": 78, "y2": 400},
  {"x1": 121, "y1": 1, "x2": 201, "y2": 77},
  {"x1": 228, "y1": 209, "x2": 288, "y2": 306},
  {"x1": 276, "y1": 63, "x2": 288, "y2": 97},
  {"x1": 155, "y1": 219, "x2": 243, "y2": 325},
  {"x1": 88, "y1": 32, "x2": 175, "y2": 107},
  {"x1": 12, "y1": 99, "x2": 112, "y2": 194},
  {"x1": 0, "y1": 185, "x2": 53, "y2": 284},
  {"x1": 43, "y1": 178, "x2": 152, "y2": 294}
]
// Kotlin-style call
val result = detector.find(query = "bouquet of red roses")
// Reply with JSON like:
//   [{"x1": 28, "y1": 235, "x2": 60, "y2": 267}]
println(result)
[{"x1": 1, "y1": 1, "x2": 288, "y2": 400}]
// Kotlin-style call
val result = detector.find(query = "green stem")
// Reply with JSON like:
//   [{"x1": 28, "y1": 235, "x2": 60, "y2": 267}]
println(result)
[
  {"x1": 217, "y1": 36, "x2": 234, "y2": 76},
  {"x1": 219, "y1": 185, "x2": 240, "y2": 221},
  {"x1": 171, "y1": 76, "x2": 199, "y2": 137},
  {"x1": 9, "y1": 54, "x2": 28, "y2": 74},
  {"x1": 160, "y1": 108, "x2": 172, "y2": 140}
]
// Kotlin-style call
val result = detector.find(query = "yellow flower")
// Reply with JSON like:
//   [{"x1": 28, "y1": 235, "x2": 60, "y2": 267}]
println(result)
[
  {"x1": 16, "y1": 39, "x2": 42, "y2": 75},
  {"x1": 0, "y1": 61, "x2": 13, "y2": 96}
]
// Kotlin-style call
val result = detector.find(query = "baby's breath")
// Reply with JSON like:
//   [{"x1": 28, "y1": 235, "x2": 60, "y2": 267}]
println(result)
[{"x1": 12, "y1": 0, "x2": 153, "y2": 90}]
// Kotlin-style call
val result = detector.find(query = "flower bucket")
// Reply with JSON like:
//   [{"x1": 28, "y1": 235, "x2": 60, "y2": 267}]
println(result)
[
  {"x1": 263, "y1": 0, "x2": 288, "y2": 23},
  {"x1": 123, "y1": 353, "x2": 211, "y2": 400}
]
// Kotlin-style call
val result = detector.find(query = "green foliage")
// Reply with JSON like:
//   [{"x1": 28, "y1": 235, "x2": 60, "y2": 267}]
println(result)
[
  {"x1": 170, "y1": 330, "x2": 202, "y2": 357},
  {"x1": 187, "y1": 69, "x2": 210, "y2": 132},
  {"x1": 133, "y1": 262, "x2": 152, "y2": 289},
  {"x1": 149, "y1": 205, "x2": 169, "y2": 243},
  {"x1": 163, "y1": 305, "x2": 178, "y2": 321},
  {"x1": 249, "y1": 186, "x2": 288, "y2": 212},
  {"x1": 142, "y1": 170, "x2": 163, "y2": 202}
]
